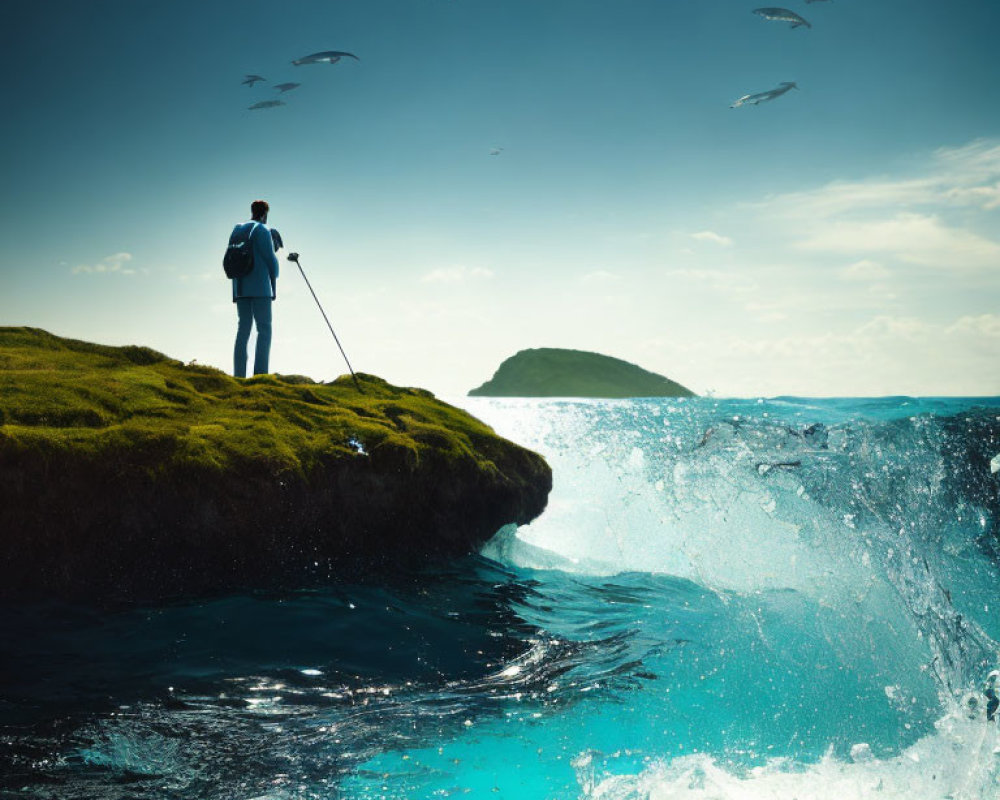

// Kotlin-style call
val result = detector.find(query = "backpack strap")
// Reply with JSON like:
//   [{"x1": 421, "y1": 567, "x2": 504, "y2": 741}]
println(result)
[{"x1": 232, "y1": 222, "x2": 259, "y2": 286}]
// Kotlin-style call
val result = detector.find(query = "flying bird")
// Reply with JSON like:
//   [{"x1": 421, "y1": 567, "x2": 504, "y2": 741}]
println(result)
[
  {"x1": 292, "y1": 51, "x2": 360, "y2": 66},
  {"x1": 752, "y1": 7, "x2": 812, "y2": 28},
  {"x1": 489, "y1": 147, "x2": 503, "y2": 156},
  {"x1": 274, "y1": 82, "x2": 301, "y2": 93},
  {"x1": 242, "y1": 74, "x2": 266, "y2": 86},
  {"x1": 249, "y1": 100, "x2": 286, "y2": 110},
  {"x1": 730, "y1": 81, "x2": 798, "y2": 108}
]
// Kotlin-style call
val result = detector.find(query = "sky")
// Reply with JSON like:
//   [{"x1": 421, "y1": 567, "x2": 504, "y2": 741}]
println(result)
[{"x1": 2, "y1": 0, "x2": 999, "y2": 397}]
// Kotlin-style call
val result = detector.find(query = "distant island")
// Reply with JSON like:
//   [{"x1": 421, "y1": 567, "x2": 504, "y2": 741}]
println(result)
[{"x1": 469, "y1": 348, "x2": 696, "y2": 398}]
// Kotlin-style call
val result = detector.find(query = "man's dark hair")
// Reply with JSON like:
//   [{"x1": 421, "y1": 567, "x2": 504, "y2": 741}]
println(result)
[{"x1": 250, "y1": 199, "x2": 270, "y2": 220}]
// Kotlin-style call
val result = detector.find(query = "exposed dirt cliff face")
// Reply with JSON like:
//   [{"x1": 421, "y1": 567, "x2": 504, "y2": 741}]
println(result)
[{"x1": 0, "y1": 328, "x2": 551, "y2": 604}]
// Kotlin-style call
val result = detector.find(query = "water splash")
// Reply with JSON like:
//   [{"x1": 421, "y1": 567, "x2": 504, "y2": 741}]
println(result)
[{"x1": 466, "y1": 397, "x2": 1000, "y2": 707}]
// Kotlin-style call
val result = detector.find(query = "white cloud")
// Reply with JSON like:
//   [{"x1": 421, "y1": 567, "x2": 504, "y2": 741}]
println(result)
[
  {"x1": 756, "y1": 178, "x2": 933, "y2": 219},
  {"x1": 943, "y1": 183, "x2": 1000, "y2": 210},
  {"x1": 667, "y1": 268, "x2": 758, "y2": 295},
  {"x1": 931, "y1": 139, "x2": 1000, "y2": 188},
  {"x1": 757, "y1": 139, "x2": 1000, "y2": 217},
  {"x1": 690, "y1": 230, "x2": 733, "y2": 247},
  {"x1": 730, "y1": 314, "x2": 1000, "y2": 395},
  {"x1": 743, "y1": 300, "x2": 788, "y2": 323},
  {"x1": 646, "y1": 313, "x2": 1000, "y2": 396},
  {"x1": 748, "y1": 139, "x2": 1000, "y2": 272},
  {"x1": 840, "y1": 259, "x2": 890, "y2": 282},
  {"x1": 72, "y1": 252, "x2": 135, "y2": 276},
  {"x1": 796, "y1": 212, "x2": 1000, "y2": 269},
  {"x1": 945, "y1": 313, "x2": 1000, "y2": 339},
  {"x1": 580, "y1": 270, "x2": 621, "y2": 285},
  {"x1": 419, "y1": 265, "x2": 494, "y2": 284}
]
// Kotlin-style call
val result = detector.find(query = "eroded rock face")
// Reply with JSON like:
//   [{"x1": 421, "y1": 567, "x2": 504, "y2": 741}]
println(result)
[{"x1": 0, "y1": 328, "x2": 551, "y2": 604}]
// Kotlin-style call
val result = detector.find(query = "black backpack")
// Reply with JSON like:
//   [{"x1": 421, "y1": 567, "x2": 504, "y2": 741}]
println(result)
[{"x1": 223, "y1": 222, "x2": 259, "y2": 279}]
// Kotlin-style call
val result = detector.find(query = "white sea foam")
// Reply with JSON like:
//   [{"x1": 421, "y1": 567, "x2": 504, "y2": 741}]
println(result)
[
  {"x1": 576, "y1": 715, "x2": 1000, "y2": 800},
  {"x1": 470, "y1": 398, "x2": 896, "y2": 609}
]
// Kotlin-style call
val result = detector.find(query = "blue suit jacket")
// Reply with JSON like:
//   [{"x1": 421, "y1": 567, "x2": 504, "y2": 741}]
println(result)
[{"x1": 232, "y1": 221, "x2": 280, "y2": 301}]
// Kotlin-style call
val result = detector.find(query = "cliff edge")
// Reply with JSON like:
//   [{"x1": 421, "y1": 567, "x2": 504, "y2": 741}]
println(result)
[{"x1": 0, "y1": 328, "x2": 551, "y2": 604}]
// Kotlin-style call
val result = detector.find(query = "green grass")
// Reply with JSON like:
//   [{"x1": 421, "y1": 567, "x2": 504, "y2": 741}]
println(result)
[{"x1": 0, "y1": 327, "x2": 514, "y2": 479}]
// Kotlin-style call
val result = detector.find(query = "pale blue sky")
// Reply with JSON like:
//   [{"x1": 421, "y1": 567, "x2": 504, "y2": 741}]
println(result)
[{"x1": 3, "y1": 0, "x2": 999, "y2": 396}]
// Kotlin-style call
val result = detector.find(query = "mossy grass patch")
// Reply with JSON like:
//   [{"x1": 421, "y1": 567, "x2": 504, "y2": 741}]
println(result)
[{"x1": 0, "y1": 327, "x2": 510, "y2": 478}]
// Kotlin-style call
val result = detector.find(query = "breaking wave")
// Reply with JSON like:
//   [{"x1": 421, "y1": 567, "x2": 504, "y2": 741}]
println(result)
[{"x1": 465, "y1": 396, "x2": 1000, "y2": 799}]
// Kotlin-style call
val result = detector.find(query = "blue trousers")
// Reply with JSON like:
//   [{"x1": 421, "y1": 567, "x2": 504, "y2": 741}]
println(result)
[{"x1": 234, "y1": 297, "x2": 273, "y2": 377}]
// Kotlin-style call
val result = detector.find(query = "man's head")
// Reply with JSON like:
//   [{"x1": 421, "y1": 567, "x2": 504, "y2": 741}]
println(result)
[{"x1": 250, "y1": 199, "x2": 270, "y2": 222}]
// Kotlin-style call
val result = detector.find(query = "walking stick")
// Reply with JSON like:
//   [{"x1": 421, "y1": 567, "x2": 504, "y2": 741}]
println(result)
[{"x1": 287, "y1": 252, "x2": 363, "y2": 393}]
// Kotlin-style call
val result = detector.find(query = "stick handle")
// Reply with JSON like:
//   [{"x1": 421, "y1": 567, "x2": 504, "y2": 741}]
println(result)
[{"x1": 289, "y1": 254, "x2": 363, "y2": 393}]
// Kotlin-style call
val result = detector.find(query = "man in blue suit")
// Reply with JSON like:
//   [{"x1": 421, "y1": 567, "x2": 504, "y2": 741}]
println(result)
[{"x1": 232, "y1": 199, "x2": 280, "y2": 377}]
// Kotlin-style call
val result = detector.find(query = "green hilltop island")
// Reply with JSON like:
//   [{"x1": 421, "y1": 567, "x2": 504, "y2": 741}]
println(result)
[
  {"x1": 0, "y1": 328, "x2": 551, "y2": 604},
  {"x1": 469, "y1": 347, "x2": 696, "y2": 399}
]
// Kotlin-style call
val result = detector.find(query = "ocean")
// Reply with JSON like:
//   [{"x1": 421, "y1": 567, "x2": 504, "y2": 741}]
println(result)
[{"x1": 2, "y1": 396, "x2": 999, "y2": 799}]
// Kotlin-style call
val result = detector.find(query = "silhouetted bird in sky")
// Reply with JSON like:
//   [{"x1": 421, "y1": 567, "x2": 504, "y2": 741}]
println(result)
[
  {"x1": 752, "y1": 7, "x2": 812, "y2": 28},
  {"x1": 731, "y1": 81, "x2": 798, "y2": 108},
  {"x1": 292, "y1": 51, "x2": 360, "y2": 66},
  {"x1": 249, "y1": 100, "x2": 286, "y2": 111}
]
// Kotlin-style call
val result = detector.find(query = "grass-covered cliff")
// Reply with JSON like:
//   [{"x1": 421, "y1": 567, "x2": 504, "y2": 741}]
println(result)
[
  {"x1": 0, "y1": 328, "x2": 551, "y2": 603},
  {"x1": 469, "y1": 348, "x2": 695, "y2": 398}
]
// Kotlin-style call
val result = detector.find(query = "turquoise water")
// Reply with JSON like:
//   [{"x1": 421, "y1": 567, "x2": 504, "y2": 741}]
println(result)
[{"x1": 2, "y1": 397, "x2": 999, "y2": 798}]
